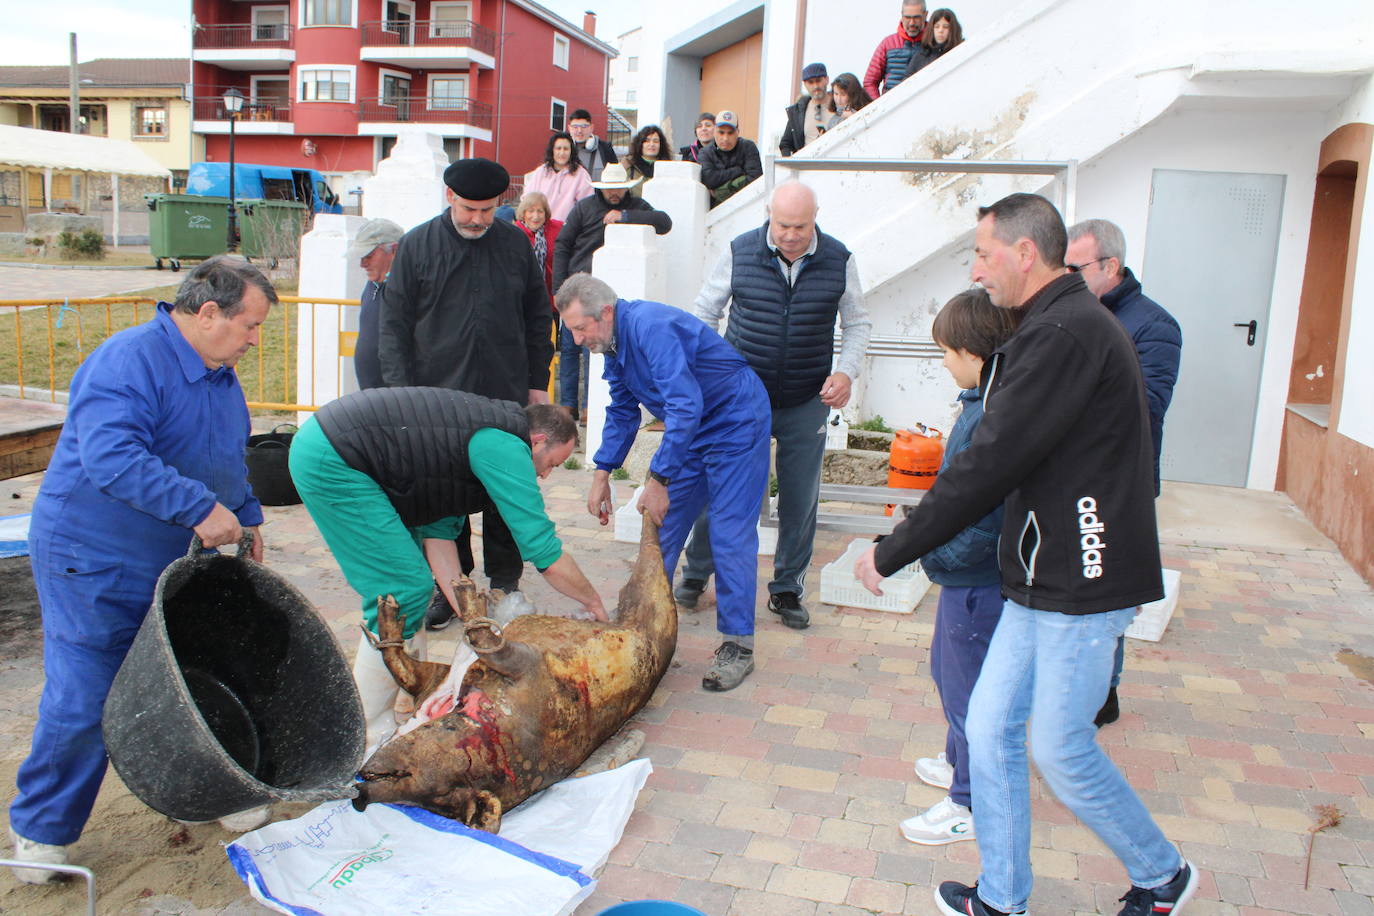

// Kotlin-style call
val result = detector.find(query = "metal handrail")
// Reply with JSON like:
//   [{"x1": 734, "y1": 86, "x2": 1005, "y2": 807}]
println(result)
[
  {"x1": 0, "y1": 859, "x2": 96, "y2": 914},
  {"x1": 765, "y1": 156, "x2": 1079, "y2": 224},
  {"x1": 357, "y1": 96, "x2": 493, "y2": 128},
  {"x1": 192, "y1": 22, "x2": 292, "y2": 49},
  {"x1": 359, "y1": 19, "x2": 497, "y2": 54}
]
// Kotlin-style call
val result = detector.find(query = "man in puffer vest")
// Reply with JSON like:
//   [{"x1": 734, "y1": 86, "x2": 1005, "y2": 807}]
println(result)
[{"x1": 677, "y1": 181, "x2": 871, "y2": 630}]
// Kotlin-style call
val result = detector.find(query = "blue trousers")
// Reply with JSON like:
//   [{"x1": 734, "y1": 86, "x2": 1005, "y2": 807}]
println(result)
[
  {"x1": 681, "y1": 396, "x2": 828, "y2": 598},
  {"x1": 10, "y1": 523, "x2": 162, "y2": 846},
  {"x1": 929, "y1": 584, "x2": 1003, "y2": 809},
  {"x1": 966, "y1": 601, "x2": 1181, "y2": 912},
  {"x1": 657, "y1": 388, "x2": 771, "y2": 638}
]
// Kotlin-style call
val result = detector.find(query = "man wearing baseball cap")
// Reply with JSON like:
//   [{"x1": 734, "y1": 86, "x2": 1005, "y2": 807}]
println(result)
[
  {"x1": 780, "y1": 63, "x2": 831, "y2": 157},
  {"x1": 698, "y1": 110, "x2": 763, "y2": 208},
  {"x1": 347, "y1": 218, "x2": 404, "y2": 390},
  {"x1": 378, "y1": 157, "x2": 553, "y2": 612}
]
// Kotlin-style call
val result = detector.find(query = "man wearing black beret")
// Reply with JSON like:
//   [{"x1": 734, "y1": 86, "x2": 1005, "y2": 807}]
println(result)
[{"x1": 378, "y1": 157, "x2": 554, "y2": 616}]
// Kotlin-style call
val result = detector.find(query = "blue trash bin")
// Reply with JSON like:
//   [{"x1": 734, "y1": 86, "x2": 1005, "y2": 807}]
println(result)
[{"x1": 596, "y1": 902, "x2": 707, "y2": 916}]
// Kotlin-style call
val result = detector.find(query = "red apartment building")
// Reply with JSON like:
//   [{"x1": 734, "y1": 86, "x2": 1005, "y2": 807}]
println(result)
[{"x1": 190, "y1": 0, "x2": 617, "y2": 183}]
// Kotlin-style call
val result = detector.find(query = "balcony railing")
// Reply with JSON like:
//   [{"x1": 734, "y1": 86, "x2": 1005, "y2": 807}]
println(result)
[
  {"x1": 193, "y1": 96, "x2": 292, "y2": 122},
  {"x1": 192, "y1": 23, "x2": 293, "y2": 49},
  {"x1": 358, "y1": 96, "x2": 493, "y2": 129},
  {"x1": 359, "y1": 19, "x2": 496, "y2": 55}
]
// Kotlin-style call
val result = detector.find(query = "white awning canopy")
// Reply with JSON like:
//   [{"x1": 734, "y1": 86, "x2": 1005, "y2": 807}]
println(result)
[{"x1": 0, "y1": 124, "x2": 170, "y2": 178}]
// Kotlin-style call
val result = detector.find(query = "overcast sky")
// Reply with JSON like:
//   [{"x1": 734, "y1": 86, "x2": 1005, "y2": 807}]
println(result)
[{"x1": 6, "y1": 0, "x2": 644, "y2": 66}]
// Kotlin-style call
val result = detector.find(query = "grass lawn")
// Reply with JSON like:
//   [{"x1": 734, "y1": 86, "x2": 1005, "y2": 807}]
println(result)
[
  {"x1": 0, "y1": 280, "x2": 300, "y2": 409},
  {"x1": 1, "y1": 250, "x2": 161, "y2": 268}
]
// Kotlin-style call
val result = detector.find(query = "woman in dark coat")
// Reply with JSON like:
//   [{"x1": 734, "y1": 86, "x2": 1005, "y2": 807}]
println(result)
[{"x1": 624, "y1": 124, "x2": 673, "y2": 183}]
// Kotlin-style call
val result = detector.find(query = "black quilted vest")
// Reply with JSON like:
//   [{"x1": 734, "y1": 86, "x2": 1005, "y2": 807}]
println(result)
[
  {"x1": 725, "y1": 224, "x2": 849, "y2": 408},
  {"x1": 315, "y1": 387, "x2": 529, "y2": 527}
]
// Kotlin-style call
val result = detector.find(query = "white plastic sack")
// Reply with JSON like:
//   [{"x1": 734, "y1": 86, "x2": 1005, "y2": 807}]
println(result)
[
  {"x1": 227, "y1": 758, "x2": 652, "y2": 916},
  {"x1": 0, "y1": 513, "x2": 30, "y2": 558}
]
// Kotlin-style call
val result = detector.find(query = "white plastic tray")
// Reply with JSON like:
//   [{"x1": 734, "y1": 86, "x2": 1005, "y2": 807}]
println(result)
[{"x1": 819, "y1": 537, "x2": 931, "y2": 614}]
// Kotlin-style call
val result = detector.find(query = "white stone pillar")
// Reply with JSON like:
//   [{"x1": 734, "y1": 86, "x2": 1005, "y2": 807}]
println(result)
[
  {"x1": 296, "y1": 213, "x2": 366, "y2": 422},
  {"x1": 641, "y1": 160, "x2": 708, "y2": 312},
  {"x1": 111, "y1": 173, "x2": 120, "y2": 247},
  {"x1": 301, "y1": 129, "x2": 448, "y2": 411},
  {"x1": 360, "y1": 127, "x2": 448, "y2": 231},
  {"x1": 583, "y1": 224, "x2": 666, "y2": 461}
]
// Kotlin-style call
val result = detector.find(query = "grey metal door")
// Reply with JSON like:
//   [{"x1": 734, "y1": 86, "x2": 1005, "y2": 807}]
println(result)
[{"x1": 1142, "y1": 169, "x2": 1285, "y2": 487}]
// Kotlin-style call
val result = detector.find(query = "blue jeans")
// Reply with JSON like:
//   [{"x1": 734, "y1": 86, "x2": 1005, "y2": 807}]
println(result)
[
  {"x1": 681, "y1": 395, "x2": 828, "y2": 597},
  {"x1": 930, "y1": 584, "x2": 1003, "y2": 809},
  {"x1": 558, "y1": 325, "x2": 587, "y2": 412},
  {"x1": 966, "y1": 600, "x2": 1182, "y2": 913}
]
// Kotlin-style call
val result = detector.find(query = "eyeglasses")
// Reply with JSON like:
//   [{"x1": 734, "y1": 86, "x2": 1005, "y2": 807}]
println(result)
[{"x1": 1066, "y1": 257, "x2": 1108, "y2": 272}]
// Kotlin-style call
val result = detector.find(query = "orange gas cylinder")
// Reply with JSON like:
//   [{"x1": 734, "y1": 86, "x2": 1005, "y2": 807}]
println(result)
[{"x1": 887, "y1": 425, "x2": 944, "y2": 492}]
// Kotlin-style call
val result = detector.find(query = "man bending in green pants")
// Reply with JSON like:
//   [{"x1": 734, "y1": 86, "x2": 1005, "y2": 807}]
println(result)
[{"x1": 290, "y1": 386, "x2": 608, "y2": 746}]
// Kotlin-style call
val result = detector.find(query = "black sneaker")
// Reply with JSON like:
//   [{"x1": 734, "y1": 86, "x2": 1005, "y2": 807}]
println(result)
[
  {"x1": 1095, "y1": 685, "x2": 1121, "y2": 728},
  {"x1": 768, "y1": 592, "x2": 810, "y2": 629},
  {"x1": 933, "y1": 881, "x2": 1022, "y2": 916},
  {"x1": 1117, "y1": 861, "x2": 1198, "y2": 916},
  {"x1": 674, "y1": 578, "x2": 706, "y2": 610},
  {"x1": 702, "y1": 641, "x2": 754, "y2": 691},
  {"x1": 425, "y1": 588, "x2": 455, "y2": 631},
  {"x1": 489, "y1": 578, "x2": 520, "y2": 596}
]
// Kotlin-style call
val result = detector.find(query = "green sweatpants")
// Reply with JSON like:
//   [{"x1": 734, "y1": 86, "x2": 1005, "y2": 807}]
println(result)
[{"x1": 289, "y1": 416, "x2": 455, "y2": 639}]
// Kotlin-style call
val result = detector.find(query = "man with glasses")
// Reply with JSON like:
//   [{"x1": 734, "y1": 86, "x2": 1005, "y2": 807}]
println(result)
[
  {"x1": 863, "y1": 0, "x2": 930, "y2": 99},
  {"x1": 1066, "y1": 218, "x2": 1182, "y2": 726},
  {"x1": 567, "y1": 109, "x2": 618, "y2": 182}
]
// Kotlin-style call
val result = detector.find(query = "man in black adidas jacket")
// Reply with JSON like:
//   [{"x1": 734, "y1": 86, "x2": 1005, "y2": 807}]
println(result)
[{"x1": 857, "y1": 193, "x2": 1198, "y2": 916}]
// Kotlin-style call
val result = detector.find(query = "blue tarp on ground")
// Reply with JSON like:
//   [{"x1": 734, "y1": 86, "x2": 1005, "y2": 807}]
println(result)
[{"x1": 0, "y1": 513, "x2": 30, "y2": 558}]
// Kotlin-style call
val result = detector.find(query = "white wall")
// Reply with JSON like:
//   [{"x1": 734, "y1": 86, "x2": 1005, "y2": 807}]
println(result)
[{"x1": 1329, "y1": 74, "x2": 1374, "y2": 449}]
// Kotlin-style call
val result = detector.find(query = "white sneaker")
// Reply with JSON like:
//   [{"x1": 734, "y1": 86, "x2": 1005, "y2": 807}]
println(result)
[
  {"x1": 9, "y1": 828, "x2": 68, "y2": 884},
  {"x1": 914, "y1": 752, "x2": 954, "y2": 790},
  {"x1": 217, "y1": 805, "x2": 272, "y2": 832},
  {"x1": 900, "y1": 796, "x2": 975, "y2": 846}
]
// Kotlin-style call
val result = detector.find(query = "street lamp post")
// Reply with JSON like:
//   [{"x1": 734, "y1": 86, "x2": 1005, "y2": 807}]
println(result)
[{"x1": 222, "y1": 87, "x2": 245, "y2": 253}]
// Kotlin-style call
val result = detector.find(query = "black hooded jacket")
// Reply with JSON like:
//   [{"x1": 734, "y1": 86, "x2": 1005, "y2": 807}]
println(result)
[
  {"x1": 552, "y1": 191, "x2": 672, "y2": 291},
  {"x1": 875, "y1": 272, "x2": 1164, "y2": 614}
]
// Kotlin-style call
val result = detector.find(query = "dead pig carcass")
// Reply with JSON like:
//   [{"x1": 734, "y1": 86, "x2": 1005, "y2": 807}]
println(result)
[{"x1": 353, "y1": 520, "x2": 676, "y2": 830}]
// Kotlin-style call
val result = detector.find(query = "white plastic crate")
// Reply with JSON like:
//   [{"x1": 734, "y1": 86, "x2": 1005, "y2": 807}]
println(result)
[
  {"x1": 1125, "y1": 567, "x2": 1183, "y2": 642},
  {"x1": 613, "y1": 487, "x2": 777, "y2": 555},
  {"x1": 819, "y1": 537, "x2": 931, "y2": 614},
  {"x1": 824, "y1": 410, "x2": 849, "y2": 450}
]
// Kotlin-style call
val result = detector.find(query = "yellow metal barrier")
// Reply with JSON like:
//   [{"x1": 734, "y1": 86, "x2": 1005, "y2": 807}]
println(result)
[
  {"x1": 0, "y1": 295, "x2": 357, "y2": 413},
  {"x1": 2, "y1": 294, "x2": 562, "y2": 412}
]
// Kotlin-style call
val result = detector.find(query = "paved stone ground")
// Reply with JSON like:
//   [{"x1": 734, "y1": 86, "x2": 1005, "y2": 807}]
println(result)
[
  {"x1": 0, "y1": 262, "x2": 171, "y2": 301},
  {"x1": 2, "y1": 465, "x2": 1372, "y2": 915}
]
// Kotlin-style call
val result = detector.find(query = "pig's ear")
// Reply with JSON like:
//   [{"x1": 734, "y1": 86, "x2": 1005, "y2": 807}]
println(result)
[{"x1": 469, "y1": 789, "x2": 503, "y2": 832}]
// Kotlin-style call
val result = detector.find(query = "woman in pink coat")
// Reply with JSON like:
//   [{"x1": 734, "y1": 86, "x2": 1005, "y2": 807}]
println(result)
[{"x1": 523, "y1": 132, "x2": 593, "y2": 222}]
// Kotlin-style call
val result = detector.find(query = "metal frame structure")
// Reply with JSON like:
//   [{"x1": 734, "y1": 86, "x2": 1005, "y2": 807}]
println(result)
[
  {"x1": 764, "y1": 155, "x2": 1079, "y2": 224},
  {"x1": 754, "y1": 155, "x2": 1079, "y2": 535}
]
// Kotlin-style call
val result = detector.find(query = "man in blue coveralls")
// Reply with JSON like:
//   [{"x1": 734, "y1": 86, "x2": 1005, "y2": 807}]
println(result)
[
  {"x1": 557, "y1": 273, "x2": 771, "y2": 692},
  {"x1": 8, "y1": 256, "x2": 273, "y2": 884}
]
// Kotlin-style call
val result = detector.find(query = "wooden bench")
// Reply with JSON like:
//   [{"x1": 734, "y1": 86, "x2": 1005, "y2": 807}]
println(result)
[{"x1": 0, "y1": 398, "x2": 66, "y2": 480}]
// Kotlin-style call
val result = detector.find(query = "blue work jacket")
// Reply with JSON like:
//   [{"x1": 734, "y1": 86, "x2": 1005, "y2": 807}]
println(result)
[
  {"x1": 592, "y1": 299, "x2": 770, "y2": 481},
  {"x1": 32, "y1": 302, "x2": 263, "y2": 580}
]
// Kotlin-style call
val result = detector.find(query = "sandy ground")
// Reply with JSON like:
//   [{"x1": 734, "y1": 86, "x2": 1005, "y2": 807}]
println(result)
[{"x1": 0, "y1": 474, "x2": 277, "y2": 915}]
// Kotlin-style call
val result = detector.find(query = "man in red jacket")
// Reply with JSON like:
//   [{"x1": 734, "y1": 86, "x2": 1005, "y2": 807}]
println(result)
[{"x1": 863, "y1": 0, "x2": 928, "y2": 99}]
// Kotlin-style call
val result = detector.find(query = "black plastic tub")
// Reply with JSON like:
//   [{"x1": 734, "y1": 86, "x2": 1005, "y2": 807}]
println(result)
[{"x1": 103, "y1": 535, "x2": 362, "y2": 822}]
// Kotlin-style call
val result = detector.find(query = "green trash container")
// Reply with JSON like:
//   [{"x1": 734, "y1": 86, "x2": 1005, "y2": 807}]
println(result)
[
  {"x1": 146, "y1": 193, "x2": 233, "y2": 271},
  {"x1": 236, "y1": 199, "x2": 309, "y2": 265}
]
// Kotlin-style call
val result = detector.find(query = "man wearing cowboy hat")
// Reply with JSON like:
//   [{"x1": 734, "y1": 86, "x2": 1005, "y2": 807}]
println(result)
[{"x1": 552, "y1": 162, "x2": 672, "y2": 418}]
